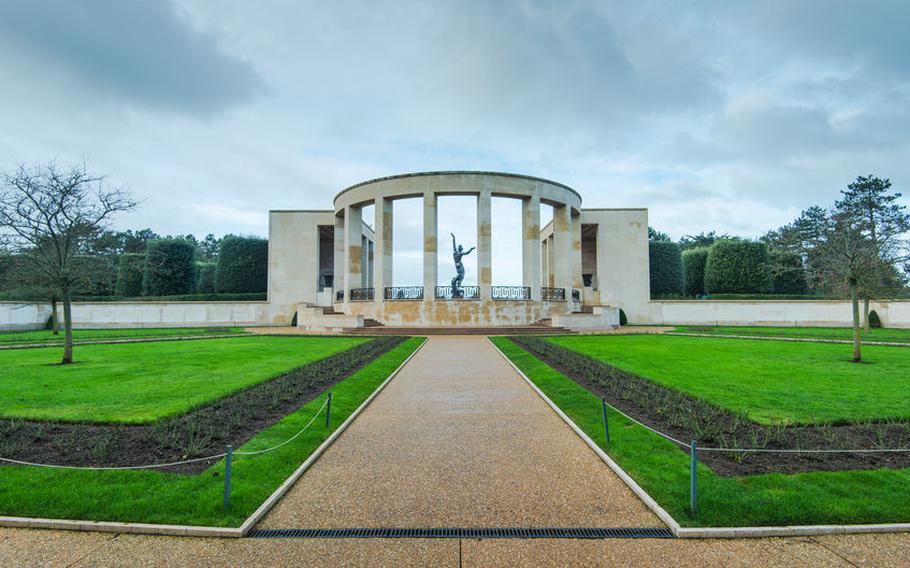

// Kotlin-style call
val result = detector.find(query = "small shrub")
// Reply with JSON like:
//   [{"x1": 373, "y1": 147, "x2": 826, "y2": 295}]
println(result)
[
  {"x1": 869, "y1": 310, "x2": 883, "y2": 328},
  {"x1": 619, "y1": 308, "x2": 628, "y2": 326}
]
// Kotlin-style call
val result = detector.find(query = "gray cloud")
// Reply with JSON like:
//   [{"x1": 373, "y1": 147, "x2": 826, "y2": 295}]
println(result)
[{"x1": 0, "y1": 0, "x2": 265, "y2": 114}]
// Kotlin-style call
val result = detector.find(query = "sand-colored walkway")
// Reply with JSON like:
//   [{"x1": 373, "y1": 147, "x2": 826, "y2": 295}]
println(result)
[{"x1": 260, "y1": 335, "x2": 658, "y2": 528}]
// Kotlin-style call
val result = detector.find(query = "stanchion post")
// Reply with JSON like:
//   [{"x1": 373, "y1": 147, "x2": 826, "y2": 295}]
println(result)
[
  {"x1": 325, "y1": 393, "x2": 333, "y2": 428},
  {"x1": 223, "y1": 444, "x2": 233, "y2": 509},
  {"x1": 601, "y1": 397, "x2": 610, "y2": 445},
  {"x1": 690, "y1": 439, "x2": 697, "y2": 517}
]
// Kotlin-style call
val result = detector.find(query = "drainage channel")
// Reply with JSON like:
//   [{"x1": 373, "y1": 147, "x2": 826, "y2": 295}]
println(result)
[{"x1": 248, "y1": 527, "x2": 674, "y2": 539}]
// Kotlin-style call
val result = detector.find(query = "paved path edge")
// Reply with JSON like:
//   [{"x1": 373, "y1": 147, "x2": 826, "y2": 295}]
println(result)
[
  {"x1": 0, "y1": 337, "x2": 429, "y2": 539},
  {"x1": 488, "y1": 337, "x2": 910, "y2": 539}
]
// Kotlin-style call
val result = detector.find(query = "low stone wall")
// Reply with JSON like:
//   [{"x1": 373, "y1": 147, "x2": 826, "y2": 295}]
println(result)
[
  {"x1": 0, "y1": 301, "x2": 276, "y2": 330},
  {"x1": 647, "y1": 300, "x2": 910, "y2": 328},
  {"x1": 341, "y1": 299, "x2": 570, "y2": 327},
  {"x1": 0, "y1": 302, "x2": 53, "y2": 331}
]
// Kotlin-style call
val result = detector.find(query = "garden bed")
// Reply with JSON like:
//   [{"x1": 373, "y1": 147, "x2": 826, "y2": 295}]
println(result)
[
  {"x1": 509, "y1": 336, "x2": 910, "y2": 476},
  {"x1": 0, "y1": 336, "x2": 405, "y2": 473}
]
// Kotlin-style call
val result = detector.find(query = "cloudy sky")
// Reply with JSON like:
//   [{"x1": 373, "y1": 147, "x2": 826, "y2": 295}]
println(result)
[{"x1": 1, "y1": 1, "x2": 908, "y2": 284}]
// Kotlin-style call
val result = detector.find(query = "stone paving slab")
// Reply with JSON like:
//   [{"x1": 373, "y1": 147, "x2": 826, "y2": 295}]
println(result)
[{"x1": 258, "y1": 335, "x2": 659, "y2": 529}]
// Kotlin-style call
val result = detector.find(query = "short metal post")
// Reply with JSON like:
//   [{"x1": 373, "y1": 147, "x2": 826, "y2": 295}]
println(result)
[
  {"x1": 690, "y1": 439, "x2": 698, "y2": 517},
  {"x1": 601, "y1": 397, "x2": 610, "y2": 445},
  {"x1": 223, "y1": 444, "x2": 233, "y2": 509},
  {"x1": 325, "y1": 393, "x2": 333, "y2": 428}
]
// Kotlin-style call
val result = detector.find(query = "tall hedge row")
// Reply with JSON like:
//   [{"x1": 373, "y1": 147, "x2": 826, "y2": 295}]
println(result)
[
  {"x1": 770, "y1": 251, "x2": 809, "y2": 295},
  {"x1": 143, "y1": 239, "x2": 197, "y2": 296},
  {"x1": 115, "y1": 253, "x2": 145, "y2": 297},
  {"x1": 704, "y1": 240, "x2": 772, "y2": 294},
  {"x1": 216, "y1": 236, "x2": 268, "y2": 293},
  {"x1": 649, "y1": 241, "x2": 684, "y2": 297},
  {"x1": 681, "y1": 247, "x2": 709, "y2": 297},
  {"x1": 196, "y1": 262, "x2": 217, "y2": 294}
]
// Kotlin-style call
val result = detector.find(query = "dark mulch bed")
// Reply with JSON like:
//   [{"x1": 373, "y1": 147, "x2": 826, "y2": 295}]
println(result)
[
  {"x1": 0, "y1": 336, "x2": 406, "y2": 474},
  {"x1": 509, "y1": 336, "x2": 910, "y2": 476}
]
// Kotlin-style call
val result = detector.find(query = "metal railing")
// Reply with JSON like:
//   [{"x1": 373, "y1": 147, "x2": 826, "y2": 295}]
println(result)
[
  {"x1": 491, "y1": 286, "x2": 531, "y2": 300},
  {"x1": 349, "y1": 288, "x2": 375, "y2": 301},
  {"x1": 571, "y1": 288, "x2": 581, "y2": 303},
  {"x1": 335, "y1": 290, "x2": 344, "y2": 302},
  {"x1": 384, "y1": 286, "x2": 424, "y2": 300},
  {"x1": 541, "y1": 287, "x2": 566, "y2": 301},
  {"x1": 435, "y1": 285, "x2": 480, "y2": 300}
]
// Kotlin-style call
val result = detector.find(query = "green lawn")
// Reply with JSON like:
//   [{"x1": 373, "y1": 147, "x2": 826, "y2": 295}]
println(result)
[
  {"x1": 0, "y1": 326, "x2": 247, "y2": 345},
  {"x1": 0, "y1": 336, "x2": 368, "y2": 423},
  {"x1": 492, "y1": 337, "x2": 910, "y2": 527},
  {"x1": 671, "y1": 325, "x2": 910, "y2": 344},
  {"x1": 0, "y1": 337, "x2": 424, "y2": 527},
  {"x1": 546, "y1": 335, "x2": 910, "y2": 425}
]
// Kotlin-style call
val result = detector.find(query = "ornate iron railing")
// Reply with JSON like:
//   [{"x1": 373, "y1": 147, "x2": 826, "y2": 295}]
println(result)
[
  {"x1": 335, "y1": 290, "x2": 344, "y2": 302},
  {"x1": 571, "y1": 288, "x2": 581, "y2": 303},
  {"x1": 541, "y1": 287, "x2": 566, "y2": 301},
  {"x1": 491, "y1": 286, "x2": 531, "y2": 300},
  {"x1": 349, "y1": 288, "x2": 375, "y2": 301},
  {"x1": 435, "y1": 285, "x2": 480, "y2": 300},
  {"x1": 384, "y1": 286, "x2": 424, "y2": 300}
]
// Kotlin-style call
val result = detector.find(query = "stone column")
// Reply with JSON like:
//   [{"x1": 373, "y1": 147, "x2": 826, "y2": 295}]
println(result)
[
  {"x1": 552, "y1": 204, "x2": 573, "y2": 300},
  {"x1": 333, "y1": 213, "x2": 345, "y2": 301},
  {"x1": 373, "y1": 196, "x2": 393, "y2": 301},
  {"x1": 572, "y1": 211, "x2": 584, "y2": 290},
  {"x1": 344, "y1": 205, "x2": 363, "y2": 302},
  {"x1": 477, "y1": 190, "x2": 493, "y2": 299},
  {"x1": 522, "y1": 195, "x2": 541, "y2": 300},
  {"x1": 422, "y1": 191, "x2": 437, "y2": 301}
]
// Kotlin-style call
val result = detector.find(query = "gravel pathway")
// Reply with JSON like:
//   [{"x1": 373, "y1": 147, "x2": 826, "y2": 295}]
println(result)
[{"x1": 258, "y1": 335, "x2": 659, "y2": 528}]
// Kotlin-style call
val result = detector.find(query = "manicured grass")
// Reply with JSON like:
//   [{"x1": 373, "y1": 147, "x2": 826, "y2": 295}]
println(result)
[
  {"x1": 0, "y1": 326, "x2": 247, "y2": 344},
  {"x1": 671, "y1": 324, "x2": 910, "y2": 344},
  {"x1": 0, "y1": 337, "x2": 424, "y2": 527},
  {"x1": 0, "y1": 336, "x2": 368, "y2": 423},
  {"x1": 491, "y1": 337, "x2": 910, "y2": 527},
  {"x1": 546, "y1": 335, "x2": 910, "y2": 425}
]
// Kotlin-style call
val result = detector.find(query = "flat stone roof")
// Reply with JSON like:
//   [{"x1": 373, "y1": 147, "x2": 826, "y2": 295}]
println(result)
[{"x1": 334, "y1": 171, "x2": 582, "y2": 205}]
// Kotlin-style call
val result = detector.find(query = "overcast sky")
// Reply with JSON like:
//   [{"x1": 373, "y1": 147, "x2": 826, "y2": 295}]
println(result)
[{"x1": 1, "y1": 1, "x2": 908, "y2": 285}]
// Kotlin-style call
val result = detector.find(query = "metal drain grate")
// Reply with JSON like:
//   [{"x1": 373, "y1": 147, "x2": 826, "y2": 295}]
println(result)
[{"x1": 247, "y1": 527, "x2": 674, "y2": 539}]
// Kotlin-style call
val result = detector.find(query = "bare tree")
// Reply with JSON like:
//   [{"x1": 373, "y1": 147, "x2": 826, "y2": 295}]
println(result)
[{"x1": 0, "y1": 161, "x2": 136, "y2": 363}]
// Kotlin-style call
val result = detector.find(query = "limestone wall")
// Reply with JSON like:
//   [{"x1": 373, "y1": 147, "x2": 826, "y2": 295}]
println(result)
[
  {"x1": 0, "y1": 302, "x2": 53, "y2": 331},
  {"x1": 646, "y1": 300, "x2": 909, "y2": 328},
  {"x1": 342, "y1": 299, "x2": 563, "y2": 327}
]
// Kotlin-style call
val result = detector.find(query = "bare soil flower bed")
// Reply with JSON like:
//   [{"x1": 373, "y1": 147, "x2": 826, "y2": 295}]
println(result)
[
  {"x1": 510, "y1": 336, "x2": 910, "y2": 476},
  {"x1": 0, "y1": 336, "x2": 405, "y2": 474}
]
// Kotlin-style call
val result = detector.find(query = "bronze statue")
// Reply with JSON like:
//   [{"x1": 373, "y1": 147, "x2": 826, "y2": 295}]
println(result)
[{"x1": 450, "y1": 232, "x2": 475, "y2": 296}]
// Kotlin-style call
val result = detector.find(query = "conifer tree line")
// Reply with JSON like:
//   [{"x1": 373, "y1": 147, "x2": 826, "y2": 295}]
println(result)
[
  {"x1": 649, "y1": 175, "x2": 909, "y2": 303},
  {"x1": 0, "y1": 228, "x2": 268, "y2": 300}
]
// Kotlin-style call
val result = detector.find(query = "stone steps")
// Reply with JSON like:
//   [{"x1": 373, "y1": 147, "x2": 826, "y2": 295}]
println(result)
[{"x1": 341, "y1": 325, "x2": 573, "y2": 336}]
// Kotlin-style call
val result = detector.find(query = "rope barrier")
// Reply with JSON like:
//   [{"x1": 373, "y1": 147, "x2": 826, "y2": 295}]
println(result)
[
  {"x1": 0, "y1": 395, "x2": 331, "y2": 470},
  {"x1": 601, "y1": 398, "x2": 910, "y2": 454}
]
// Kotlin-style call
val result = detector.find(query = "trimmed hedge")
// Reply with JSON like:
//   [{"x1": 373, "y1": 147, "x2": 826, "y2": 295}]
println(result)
[
  {"x1": 649, "y1": 241, "x2": 684, "y2": 297},
  {"x1": 143, "y1": 239, "x2": 197, "y2": 296},
  {"x1": 196, "y1": 262, "x2": 217, "y2": 294},
  {"x1": 216, "y1": 236, "x2": 268, "y2": 293},
  {"x1": 704, "y1": 240, "x2": 772, "y2": 294},
  {"x1": 115, "y1": 253, "x2": 146, "y2": 297},
  {"x1": 681, "y1": 247, "x2": 709, "y2": 297},
  {"x1": 770, "y1": 251, "x2": 809, "y2": 295},
  {"x1": 70, "y1": 292, "x2": 266, "y2": 302},
  {"x1": 71, "y1": 256, "x2": 117, "y2": 296},
  {"x1": 869, "y1": 310, "x2": 882, "y2": 328}
]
